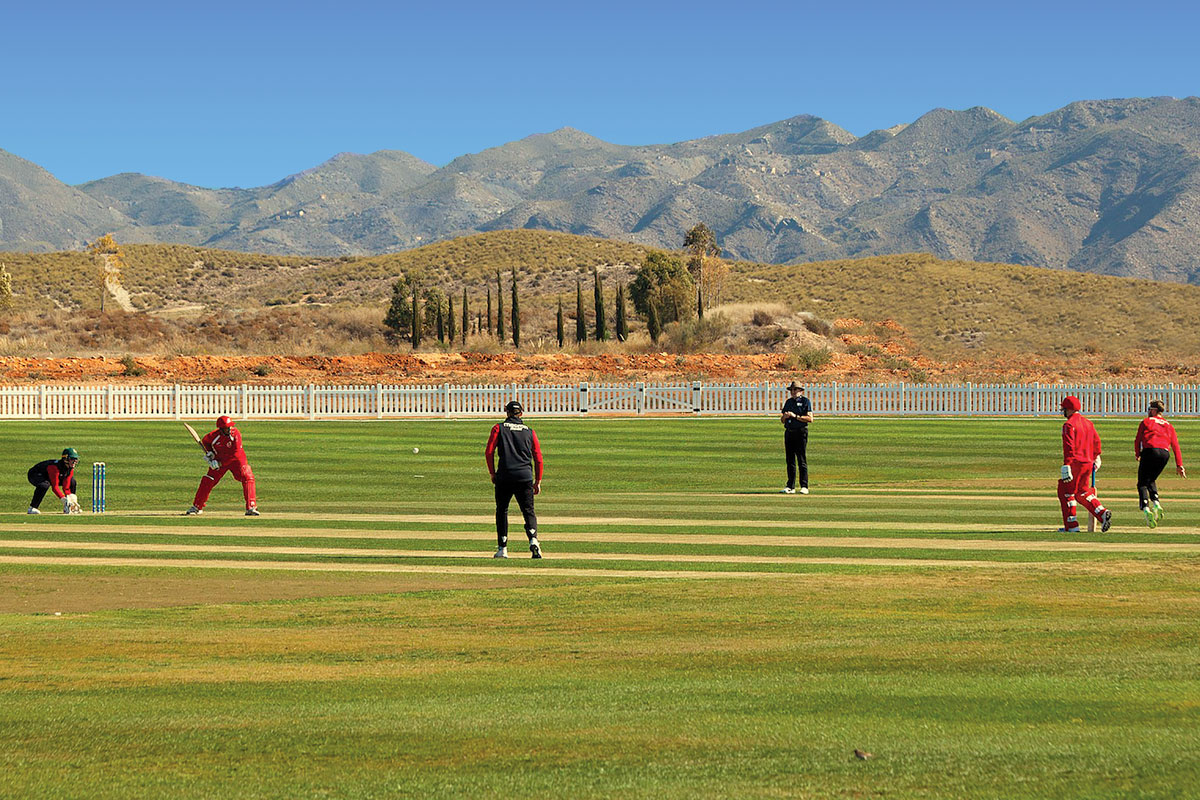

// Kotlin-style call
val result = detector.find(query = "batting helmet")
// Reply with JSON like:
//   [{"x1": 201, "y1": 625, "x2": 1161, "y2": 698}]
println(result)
[
  {"x1": 1061, "y1": 396, "x2": 1081, "y2": 413},
  {"x1": 216, "y1": 415, "x2": 234, "y2": 428}
]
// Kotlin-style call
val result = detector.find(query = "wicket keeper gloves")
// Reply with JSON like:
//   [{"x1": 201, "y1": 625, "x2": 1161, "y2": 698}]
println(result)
[
  {"x1": 1061, "y1": 465, "x2": 1073, "y2": 482},
  {"x1": 64, "y1": 494, "x2": 82, "y2": 514}
]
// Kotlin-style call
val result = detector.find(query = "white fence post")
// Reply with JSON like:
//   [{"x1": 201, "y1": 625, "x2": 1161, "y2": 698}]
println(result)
[
  {"x1": 307, "y1": 385, "x2": 315, "y2": 421},
  {"x1": 692, "y1": 381, "x2": 702, "y2": 414},
  {"x1": 38, "y1": 385, "x2": 46, "y2": 420},
  {"x1": 579, "y1": 383, "x2": 589, "y2": 414},
  {"x1": 636, "y1": 382, "x2": 645, "y2": 414},
  {"x1": 376, "y1": 383, "x2": 384, "y2": 419},
  {"x1": 106, "y1": 384, "x2": 114, "y2": 420}
]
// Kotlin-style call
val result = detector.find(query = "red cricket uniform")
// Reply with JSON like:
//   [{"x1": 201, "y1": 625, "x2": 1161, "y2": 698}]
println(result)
[
  {"x1": 192, "y1": 426, "x2": 257, "y2": 510},
  {"x1": 1135, "y1": 416, "x2": 1184, "y2": 466},
  {"x1": 1058, "y1": 413, "x2": 1107, "y2": 530}
]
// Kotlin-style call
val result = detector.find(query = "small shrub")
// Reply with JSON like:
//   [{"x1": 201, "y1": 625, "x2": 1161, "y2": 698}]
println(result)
[
  {"x1": 217, "y1": 368, "x2": 250, "y2": 384},
  {"x1": 907, "y1": 367, "x2": 929, "y2": 383},
  {"x1": 801, "y1": 315, "x2": 833, "y2": 337},
  {"x1": 846, "y1": 343, "x2": 883, "y2": 357},
  {"x1": 252, "y1": 363, "x2": 273, "y2": 377},
  {"x1": 748, "y1": 325, "x2": 789, "y2": 349},
  {"x1": 120, "y1": 355, "x2": 146, "y2": 377},
  {"x1": 785, "y1": 346, "x2": 832, "y2": 371},
  {"x1": 751, "y1": 310, "x2": 774, "y2": 326}
]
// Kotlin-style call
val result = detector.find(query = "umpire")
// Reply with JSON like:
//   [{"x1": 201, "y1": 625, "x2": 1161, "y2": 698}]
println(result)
[
  {"x1": 780, "y1": 381, "x2": 813, "y2": 494},
  {"x1": 485, "y1": 401, "x2": 544, "y2": 558}
]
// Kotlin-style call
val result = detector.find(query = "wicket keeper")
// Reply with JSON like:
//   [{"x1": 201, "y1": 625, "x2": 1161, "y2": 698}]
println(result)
[
  {"x1": 1058, "y1": 396, "x2": 1111, "y2": 533},
  {"x1": 485, "y1": 401, "x2": 543, "y2": 558},
  {"x1": 185, "y1": 416, "x2": 259, "y2": 516},
  {"x1": 26, "y1": 447, "x2": 83, "y2": 514}
]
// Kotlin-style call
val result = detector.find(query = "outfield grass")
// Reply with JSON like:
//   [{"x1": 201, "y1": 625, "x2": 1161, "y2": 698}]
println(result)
[{"x1": 1, "y1": 417, "x2": 1198, "y2": 799}]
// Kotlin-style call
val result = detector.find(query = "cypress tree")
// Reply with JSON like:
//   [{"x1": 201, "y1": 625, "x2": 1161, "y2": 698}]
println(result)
[
  {"x1": 556, "y1": 296, "x2": 564, "y2": 348},
  {"x1": 647, "y1": 301, "x2": 661, "y2": 344},
  {"x1": 440, "y1": 298, "x2": 449, "y2": 343},
  {"x1": 461, "y1": 289, "x2": 468, "y2": 345},
  {"x1": 477, "y1": 311, "x2": 482, "y2": 336},
  {"x1": 487, "y1": 287, "x2": 493, "y2": 335},
  {"x1": 697, "y1": 286, "x2": 704, "y2": 320},
  {"x1": 615, "y1": 283, "x2": 628, "y2": 342},
  {"x1": 511, "y1": 271, "x2": 520, "y2": 348},
  {"x1": 496, "y1": 271, "x2": 505, "y2": 342},
  {"x1": 593, "y1": 268, "x2": 607, "y2": 341},
  {"x1": 575, "y1": 279, "x2": 586, "y2": 343},
  {"x1": 410, "y1": 290, "x2": 421, "y2": 347}
]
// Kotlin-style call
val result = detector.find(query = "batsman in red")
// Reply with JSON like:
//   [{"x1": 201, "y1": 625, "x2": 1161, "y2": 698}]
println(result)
[
  {"x1": 1057, "y1": 395, "x2": 1111, "y2": 533},
  {"x1": 185, "y1": 416, "x2": 259, "y2": 516}
]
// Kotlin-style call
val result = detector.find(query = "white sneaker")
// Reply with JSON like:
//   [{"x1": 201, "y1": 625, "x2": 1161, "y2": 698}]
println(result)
[
  {"x1": 799, "y1": 487, "x2": 809, "y2": 495},
  {"x1": 26, "y1": 506, "x2": 40, "y2": 515},
  {"x1": 493, "y1": 547, "x2": 508, "y2": 559},
  {"x1": 245, "y1": 507, "x2": 260, "y2": 516},
  {"x1": 529, "y1": 537, "x2": 542, "y2": 559},
  {"x1": 184, "y1": 506, "x2": 202, "y2": 516},
  {"x1": 780, "y1": 488, "x2": 795, "y2": 494}
]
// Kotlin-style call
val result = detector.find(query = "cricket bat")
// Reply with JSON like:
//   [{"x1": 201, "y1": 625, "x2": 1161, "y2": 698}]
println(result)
[
  {"x1": 183, "y1": 423, "x2": 209, "y2": 458},
  {"x1": 1087, "y1": 467, "x2": 1096, "y2": 532}
]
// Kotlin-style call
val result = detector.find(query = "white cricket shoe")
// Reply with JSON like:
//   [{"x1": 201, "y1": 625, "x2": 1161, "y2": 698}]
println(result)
[
  {"x1": 799, "y1": 487, "x2": 810, "y2": 495},
  {"x1": 184, "y1": 506, "x2": 202, "y2": 516},
  {"x1": 493, "y1": 547, "x2": 508, "y2": 559},
  {"x1": 780, "y1": 488, "x2": 795, "y2": 494},
  {"x1": 26, "y1": 506, "x2": 40, "y2": 515},
  {"x1": 245, "y1": 507, "x2": 260, "y2": 516},
  {"x1": 1100, "y1": 509, "x2": 1113, "y2": 533},
  {"x1": 529, "y1": 537, "x2": 542, "y2": 559}
]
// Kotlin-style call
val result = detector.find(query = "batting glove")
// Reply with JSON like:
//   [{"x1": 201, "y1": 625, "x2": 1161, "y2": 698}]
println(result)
[
  {"x1": 1093, "y1": 455, "x2": 1102, "y2": 469},
  {"x1": 1060, "y1": 465, "x2": 1073, "y2": 482},
  {"x1": 206, "y1": 453, "x2": 221, "y2": 469}
]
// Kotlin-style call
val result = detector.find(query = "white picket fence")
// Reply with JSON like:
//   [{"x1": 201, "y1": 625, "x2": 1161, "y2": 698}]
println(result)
[{"x1": 0, "y1": 382, "x2": 1197, "y2": 420}]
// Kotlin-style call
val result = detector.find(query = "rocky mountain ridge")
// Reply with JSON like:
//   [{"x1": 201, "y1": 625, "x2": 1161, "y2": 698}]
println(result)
[{"x1": 3, "y1": 96, "x2": 1199, "y2": 282}]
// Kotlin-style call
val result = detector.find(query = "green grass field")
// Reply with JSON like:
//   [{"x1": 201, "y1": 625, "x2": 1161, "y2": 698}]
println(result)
[{"x1": 1, "y1": 417, "x2": 1198, "y2": 799}]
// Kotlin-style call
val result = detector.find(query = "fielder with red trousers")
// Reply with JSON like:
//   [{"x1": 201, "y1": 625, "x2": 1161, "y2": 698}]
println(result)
[
  {"x1": 185, "y1": 416, "x2": 259, "y2": 516},
  {"x1": 1058, "y1": 395, "x2": 1111, "y2": 533},
  {"x1": 1134, "y1": 399, "x2": 1186, "y2": 528},
  {"x1": 485, "y1": 401, "x2": 543, "y2": 558}
]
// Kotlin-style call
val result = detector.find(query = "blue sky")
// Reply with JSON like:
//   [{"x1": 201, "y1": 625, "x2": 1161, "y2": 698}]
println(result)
[{"x1": 4, "y1": 0, "x2": 1196, "y2": 188}]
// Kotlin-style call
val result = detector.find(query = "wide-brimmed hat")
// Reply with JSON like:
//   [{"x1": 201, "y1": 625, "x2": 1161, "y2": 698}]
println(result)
[{"x1": 786, "y1": 381, "x2": 804, "y2": 391}]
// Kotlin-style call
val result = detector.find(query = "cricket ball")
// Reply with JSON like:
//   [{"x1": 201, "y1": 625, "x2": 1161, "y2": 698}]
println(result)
[{"x1": 412, "y1": 447, "x2": 420, "y2": 454}]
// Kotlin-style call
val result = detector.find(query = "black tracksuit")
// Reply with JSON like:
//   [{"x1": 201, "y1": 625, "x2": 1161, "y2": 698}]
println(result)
[
  {"x1": 781, "y1": 395, "x2": 811, "y2": 490},
  {"x1": 486, "y1": 415, "x2": 544, "y2": 547}
]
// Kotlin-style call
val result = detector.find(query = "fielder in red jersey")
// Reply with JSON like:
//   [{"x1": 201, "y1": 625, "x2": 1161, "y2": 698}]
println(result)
[
  {"x1": 1134, "y1": 399, "x2": 1186, "y2": 527},
  {"x1": 185, "y1": 416, "x2": 259, "y2": 516},
  {"x1": 1057, "y1": 395, "x2": 1111, "y2": 533}
]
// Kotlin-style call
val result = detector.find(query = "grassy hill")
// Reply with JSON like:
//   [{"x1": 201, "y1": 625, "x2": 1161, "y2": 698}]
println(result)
[{"x1": 3, "y1": 230, "x2": 1199, "y2": 362}]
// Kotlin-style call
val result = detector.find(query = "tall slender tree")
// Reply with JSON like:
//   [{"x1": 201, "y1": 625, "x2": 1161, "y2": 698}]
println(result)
[
  {"x1": 496, "y1": 270, "x2": 505, "y2": 342},
  {"x1": 684, "y1": 223, "x2": 722, "y2": 313},
  {"x1": 461, "y1": 288, "x2": 469, "y2": 345},
  {"x1": 593, "y1": 268, "x2": 607, "y2": 341},
  {"x1": 556, "y1": 296, "x2": 564, "y2": 348},
  {"x1": 647, "y1": 301, "x2": 661, "y2": 344},
  {"x1": 615, "y1": 283, "x2": 628, "y2": 342},
  {"x1": 410, "y1": 289, "x2": 421, "y2": 347},
  {"x1": 486, "y1": 287, "x2": 493, "y2": 335},
  {"x1": 87, "y1": 234, "x2": 126, "y2": 313},
  {"x1": 697, "y1": 287, "x2": 704, "y2": 320},
  {"x1": 511, "y1": 271, "x2": 520, "y2": 348},
  {"x1": 446, "y1": 294, "x2": 455, "y2": 343},
  {"x1": 0, "y1": 263, "x2": 13, "y2": 309},
  {"x1": 575, "y1": 279, "x2": 587, "y2": 344}
]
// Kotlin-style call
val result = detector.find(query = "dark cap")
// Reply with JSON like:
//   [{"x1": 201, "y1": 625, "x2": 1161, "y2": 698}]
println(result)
[
  {"x1": 786, "y1": 381, "x2": 804, "y2": 391},
  {"x1": 504, "y1": 400, "x2": 523, "y2": 414}
]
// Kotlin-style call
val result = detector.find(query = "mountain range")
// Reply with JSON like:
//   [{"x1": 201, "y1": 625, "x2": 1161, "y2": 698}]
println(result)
[{"x1": 3, "y1": 96, "x2": 1200, "y2": 283}]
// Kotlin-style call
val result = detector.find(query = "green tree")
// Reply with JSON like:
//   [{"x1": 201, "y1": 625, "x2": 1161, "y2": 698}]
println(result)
[
  {"x1": 461, "y1": 289, "x2": 469, "y2": 346},
  {"x1": 496, "y1": 271, "x2": 505, "y2": 342},
  {"x1": 447, "y1": 294, "x2": 456, "y2": 344},
  {"x1": 0, "y1": 263, "x2": 13, "y2": 310},
  {"x1": 422, "y1": 287, "x2": 446, "y2": 335},
  {"x1": 87, "y1": 233, "x2": 126, "y2": 312},
  {"x1": 511, "y1": 272, "x2": 521, "y2": 347},
  {"x1": 575, "y1": 279, "x2": 587, "y2": 343},
  {"x1": 615, "y1": 283, "x2": 628, "y2": 342},
  {"x1": 410, "y1": 290, "x2": 421, "y2": 347},
  {"x1": 383, "y1": 273, "x2": 419, "y2": 337},
  {"x1": 647, "y1": 301, "x2": 661, "y2": 344},
  {"x1": 437, "y1": 303, "x2": 445, "y2": 343},
  {"x1": 684, "y1": 223, "x2": 725, "y2": 311},
  {"x1": 629, "y1": 250, "x2": 694, "y2": 324},
  {"x1": 486, "y1": 287, "x2": 493, "y2": 335},
  {"x1": 593, "y1": 268, "x2": 608, "y2": 341},
  {"x1": 556, "y1": 296, "x2": 565, "y2": 348}
]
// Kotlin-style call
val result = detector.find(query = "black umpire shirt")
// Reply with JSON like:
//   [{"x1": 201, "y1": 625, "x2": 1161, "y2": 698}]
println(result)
[{"x1": 781, "y1": 395, "x2": 812, "y2": 431}]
